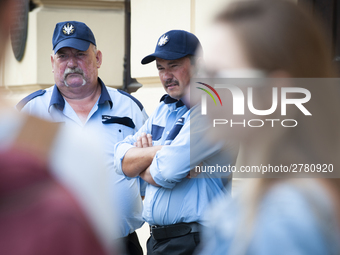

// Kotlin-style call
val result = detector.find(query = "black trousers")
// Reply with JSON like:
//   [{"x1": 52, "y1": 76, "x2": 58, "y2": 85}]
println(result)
[
  {"x1": 120, "y1": 231, "x2": 143, "y2": 255},
  {"x1": 146, "y1": 232, "x2": 200, "y2": 255}
]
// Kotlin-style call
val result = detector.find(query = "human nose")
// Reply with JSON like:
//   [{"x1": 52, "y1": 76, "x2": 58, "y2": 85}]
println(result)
[
  {"x1": 67, "y1": 55, "x2": 77, "y2": 68},
  {"x1": 162, "y1": 70, "x2": 174, "y2": 81}
]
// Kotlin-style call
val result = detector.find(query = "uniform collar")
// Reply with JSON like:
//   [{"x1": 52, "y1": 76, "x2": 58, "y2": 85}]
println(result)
[
  {"x1": 160, "y1": 94, "x2": 184, "y2": 108},
  {"x1": 97, "y1": 77, "x2": 113, "y2": 109},
  {"x1": 49, "y1": 85, "x2": 64, "y2": 111},
  {"x1": 49, "y1": 77, "x2": 113, "y2": 111}
]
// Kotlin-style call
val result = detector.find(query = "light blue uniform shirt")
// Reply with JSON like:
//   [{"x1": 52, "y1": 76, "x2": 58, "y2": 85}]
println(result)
[
  {"x1": 18, "y1": 78, "x2": 148, "y2": 238},
  {"x1": 114, "y1": 95, "x2": 236, "y2": 226}
]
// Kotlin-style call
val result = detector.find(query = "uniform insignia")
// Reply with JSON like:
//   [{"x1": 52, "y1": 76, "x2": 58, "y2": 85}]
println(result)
[
  {"x1": 63, "y1": 23, "x2": 75, "y2": 35},
  {"x1": 158, "y1": 35, "x2": 169, "y2": 46}
]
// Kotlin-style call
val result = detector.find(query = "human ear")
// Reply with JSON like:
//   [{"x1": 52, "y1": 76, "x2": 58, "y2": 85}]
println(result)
[
  {"x1": 96, "y1": 50, "x2": 102, "y2": 68},
  {"x1": 50, "y1": 54, "x2": 55, "y2": 72}
]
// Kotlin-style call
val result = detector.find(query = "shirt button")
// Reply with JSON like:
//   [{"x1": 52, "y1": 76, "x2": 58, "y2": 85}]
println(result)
[{"x1": 166, "y1": 131, "x2": 169, "y2": 134}]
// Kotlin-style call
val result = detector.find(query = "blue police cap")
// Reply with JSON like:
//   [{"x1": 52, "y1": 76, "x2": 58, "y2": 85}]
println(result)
[
  {"x1": 141, "y1": 30, "x2": 201, "y2": 64},
  {"x1": 52, "y1": 21, "x2": 96, "y2": 53}
]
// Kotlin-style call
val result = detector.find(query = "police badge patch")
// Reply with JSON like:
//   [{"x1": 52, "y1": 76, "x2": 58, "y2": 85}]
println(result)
[{"x1": 63, "y1": 23, "x2": 75, "y2": 35}]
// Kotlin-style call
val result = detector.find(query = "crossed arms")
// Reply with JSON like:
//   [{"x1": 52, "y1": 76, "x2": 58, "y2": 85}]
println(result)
[
  {"x1": 114, "y1": 117, "x2": 193, "y2": 189},
  {"x1": 121, "y1": 133, "x2": 162, "y2": 186}
]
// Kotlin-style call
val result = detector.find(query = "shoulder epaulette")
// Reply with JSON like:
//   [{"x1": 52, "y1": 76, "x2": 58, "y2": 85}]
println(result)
[
  {"x1": 16, "y1": 90, "x2": 46, "y2": 111},
  {"x1": 117, "y1": 89, "x2": 144, "y2": 111}
]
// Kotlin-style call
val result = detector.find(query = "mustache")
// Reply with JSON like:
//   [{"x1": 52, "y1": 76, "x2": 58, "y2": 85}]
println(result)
[
  {"x1": 165, "y1": 79, "x2": 179, "y2": 87},
  {"x1": 63, "y1": 67, "x2": 84, "y2": 80}
]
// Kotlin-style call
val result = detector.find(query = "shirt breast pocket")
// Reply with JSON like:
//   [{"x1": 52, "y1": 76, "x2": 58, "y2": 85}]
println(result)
[
  {"x1": 102, "y1": 115, "x2": 135, "y2": 141},
  {"x1": 151, "y1": 124, "x2": 165, "y2": 141}
]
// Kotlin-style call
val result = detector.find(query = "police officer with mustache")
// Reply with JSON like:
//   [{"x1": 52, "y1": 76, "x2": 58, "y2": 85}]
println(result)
[{"x1": 17, "y1": 21, "x2": 147, "y2": 255}]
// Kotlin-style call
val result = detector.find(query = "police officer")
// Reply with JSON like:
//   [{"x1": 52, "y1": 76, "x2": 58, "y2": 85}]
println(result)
[
  {"x1": 114, "y1": 30, "x2": 237, "y2": 255},
  {"x1": 17, "y1": 21, "x2": 147, "y2": 255}
]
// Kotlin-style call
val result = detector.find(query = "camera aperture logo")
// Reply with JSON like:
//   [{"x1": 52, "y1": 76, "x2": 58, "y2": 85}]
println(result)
[
  {"x1": 196, "y1": 81, "x2": 312, "y2": 128},
  {"x1": 196, "y1": 82, "x2": 223, "y2": 115},
  {"x1": 196, "y1": 82, "x2": 223, "y2": 106}
]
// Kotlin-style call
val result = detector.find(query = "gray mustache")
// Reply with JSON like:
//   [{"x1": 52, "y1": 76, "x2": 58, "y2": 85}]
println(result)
[
  {"x1": 165, "y1": 80, "x2": 179, "y2": 86},
  {"x1": 64, "y1": 68, "x2": 84, "y2": 79}
]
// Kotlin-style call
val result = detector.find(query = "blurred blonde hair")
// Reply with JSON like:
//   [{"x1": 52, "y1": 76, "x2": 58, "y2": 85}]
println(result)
[
  {"x1": 215, "y1": 0, "x2": 335, "y2": 78},
  {"x1": 214, "y1": 0, "x2": 340, "y2": 253}
]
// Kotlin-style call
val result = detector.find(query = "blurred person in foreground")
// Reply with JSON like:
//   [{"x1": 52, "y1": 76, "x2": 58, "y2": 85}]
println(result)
[
  {"x1": 17, "y1": 20, "x2": 148, "y2": 255},
  {"x1": 0, "y1": 1, "x2": 116, "y2": 254},
  {"x1": 114, "y1": 30, "x2": 238, "y2": 255},
  {"x1": 196, "y1": 0, "x2": 340, "y2": 254}
]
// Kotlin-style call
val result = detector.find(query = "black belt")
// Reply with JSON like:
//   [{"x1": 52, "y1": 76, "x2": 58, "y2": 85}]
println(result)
[{"x1": 150, "y1": 222, "x2": 201, "y2": 241}]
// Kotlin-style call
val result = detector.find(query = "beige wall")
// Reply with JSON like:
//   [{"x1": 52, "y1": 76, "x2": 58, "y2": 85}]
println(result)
[
  {"x1": 130, "y1": 0, "x2": 231, "y2": 80},
  {"x1": 131, "y1": 0, "x2": 192, "y2": 78}
]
